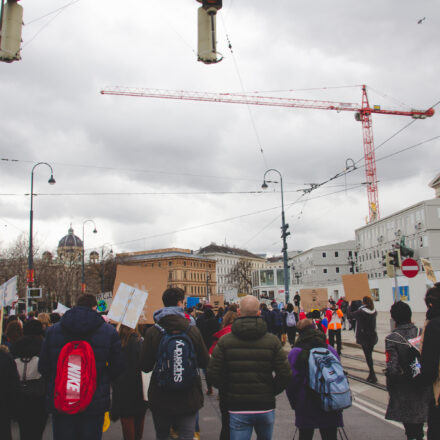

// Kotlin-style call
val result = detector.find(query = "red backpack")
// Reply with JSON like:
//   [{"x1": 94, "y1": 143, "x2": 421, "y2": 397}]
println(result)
[{"x1": 54, "y1": 341, "x2": 97, "y2": 414}]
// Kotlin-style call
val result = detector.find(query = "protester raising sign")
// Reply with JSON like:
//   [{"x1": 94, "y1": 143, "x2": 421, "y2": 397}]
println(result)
[{"x1": 107, "y1": 282, "x2": 149, "y2": 329}]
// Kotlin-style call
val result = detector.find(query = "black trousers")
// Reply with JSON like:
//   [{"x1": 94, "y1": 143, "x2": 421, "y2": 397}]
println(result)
[
  {"x1": 287, "y1": 326, "x2": 297, "y2": 346},
  {"x1": 299, "y1": 427, "x2": 337, "y2": 440},
  {"x1": 428, "y1": 403, "x2": 440, "y2": 440},
  {"x1": 361, "y1": 344, "x2": 375, "y2": 374},
  {"x1": 403, "y1": 422, "x2": 424, "y2": 440},
  {"x1": 328, "y1": 329, "x2": 342, "y2": 355}
]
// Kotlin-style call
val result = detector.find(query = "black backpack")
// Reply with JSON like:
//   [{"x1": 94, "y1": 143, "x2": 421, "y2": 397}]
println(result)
[
  {"x1": 153, "y1": 324, "x2": 199, "y2": 390},
  {"x1": 15, "y1": 356, "x2": 46, "y2": 398}
]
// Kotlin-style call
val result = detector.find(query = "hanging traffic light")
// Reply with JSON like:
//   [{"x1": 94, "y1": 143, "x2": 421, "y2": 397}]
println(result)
[
  {"x1": 196, "y1": 0, "x2": 222, "y2": 64},
  {"x1": 0, "y1": 0, "x2": 23, "y2": 63}
]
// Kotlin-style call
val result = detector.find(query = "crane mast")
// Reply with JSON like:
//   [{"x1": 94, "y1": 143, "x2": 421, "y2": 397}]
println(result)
[{"x1": 101, "y1": 85, "x2": 434, "y2": 222}]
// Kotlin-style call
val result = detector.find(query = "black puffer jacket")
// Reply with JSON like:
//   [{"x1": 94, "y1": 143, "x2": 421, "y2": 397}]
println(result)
[
  {"x1": 38, "y1": 306, "x2": 125, "y2": 415},
  {"x1": 421, "y1": 306, "x2": 440, "y2": 405},
  {"x1": 385, "y1": 323, "x2": 432, "y2": 423},
  {"x1": 207, "y1": 316, "x2": 292, "y2": 411}
]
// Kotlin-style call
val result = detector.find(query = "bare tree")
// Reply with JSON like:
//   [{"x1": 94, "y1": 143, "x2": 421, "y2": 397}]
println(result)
[{"x1": 228, "y1": 260, "x2": 253, "y2": 295}]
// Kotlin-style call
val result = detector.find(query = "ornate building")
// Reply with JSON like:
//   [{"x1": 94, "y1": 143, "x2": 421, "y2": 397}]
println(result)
[{"x1": 57, "y1": 226, "x2": 83, "y2": 264}]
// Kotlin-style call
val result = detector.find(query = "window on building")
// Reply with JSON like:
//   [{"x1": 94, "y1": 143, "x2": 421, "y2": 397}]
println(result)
[
  {"x1": 350, "y1": 267, "x2": 354, "y2": 273},
  {"x1": 335, "y1": 251, "x2": 339, "y2": 257},
  {"x1": 323, "y1": 268, "x2": 328, "y2": 274},
  {"x1": 184, "y1": 261, "x2": 186, "y2": 266},
  {"x1": 336, "y1": 267, "x2": 340, "y2": 273},
  {"x1": 322, "y1": 252, "x2": 327, "y2": 258},
  {"x1": 348, "y1": 251, "x2": 352, "y2": 257},
  {"x1": 168, "y1": 261, "x2": 172, "y2": 266}
]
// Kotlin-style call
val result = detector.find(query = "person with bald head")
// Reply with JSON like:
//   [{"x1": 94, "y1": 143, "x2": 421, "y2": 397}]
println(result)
[{"x1": 208, "y1": 295, "x2": 291, "y2": 440}]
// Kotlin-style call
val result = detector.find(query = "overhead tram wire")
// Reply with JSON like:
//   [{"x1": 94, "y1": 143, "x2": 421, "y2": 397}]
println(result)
[
  {"x1": 26, "y1": 0, "x2": 82, "y2": 25},
  {"x1": 23, "y1": 0, "x2": 82, "y2": 48},
  {"x1": 103, "y1": 185, "x2": 365, "y2": 251},
  {"x1": 0, "y1": 157, "x2": 365, "y2": 187},
  {"x1": 219, "y1": 12, "x2": 268, "y2": 168},
  {"x1": 0, "y1": 184, "x2": 364, "y2": 198}
]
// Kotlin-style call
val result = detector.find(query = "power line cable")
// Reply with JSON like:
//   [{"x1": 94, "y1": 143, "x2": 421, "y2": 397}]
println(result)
[{"x1": 354, "y1": 97, "x2": 440, "y2": 166}]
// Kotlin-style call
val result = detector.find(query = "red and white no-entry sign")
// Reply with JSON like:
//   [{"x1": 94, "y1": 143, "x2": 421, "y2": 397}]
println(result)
[{"x1": 401, "y1": 258, "x2": 419, "y2": 278}]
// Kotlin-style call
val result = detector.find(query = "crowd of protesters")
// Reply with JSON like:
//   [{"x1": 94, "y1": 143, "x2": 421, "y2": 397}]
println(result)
[{"x1": 0, "y1": 282, "x2": 439, "y2": 440}]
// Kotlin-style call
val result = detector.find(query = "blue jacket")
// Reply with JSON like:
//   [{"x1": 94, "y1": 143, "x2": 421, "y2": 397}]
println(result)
[{"x1": 38, "y1": 306, "x2": 124, "y2": 415}]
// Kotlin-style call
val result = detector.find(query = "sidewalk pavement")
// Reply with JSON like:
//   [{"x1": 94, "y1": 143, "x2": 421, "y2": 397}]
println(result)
[{"x1": 342, "y1": 311, "x2": 426, "y2": 352}]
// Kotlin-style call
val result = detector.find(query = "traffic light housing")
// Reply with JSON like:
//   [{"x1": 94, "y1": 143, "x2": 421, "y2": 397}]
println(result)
[
  {"x1": 281, "y1": 223, "x2": 290, "y2": 239},
  {"x1": 400, "y1": 243, "x2": 414, "y2": 258},
  {"x1": 389, "y1": 249, "x2": 401, "y2": 268},
  {"x1": 382, "y1": 253, "x2": 395, "y2": 278},
  {"x1": 0, "y1": 1, "x2": 23, "y2": 63}
]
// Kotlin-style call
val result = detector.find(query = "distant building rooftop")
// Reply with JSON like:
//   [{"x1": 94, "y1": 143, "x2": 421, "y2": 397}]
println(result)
[
  {"x1": 198, "y1": 243, "x2": 264, "y2": 260},
  {"x1": 117, "y1": 247, "x2": 213, "y2": 262}
]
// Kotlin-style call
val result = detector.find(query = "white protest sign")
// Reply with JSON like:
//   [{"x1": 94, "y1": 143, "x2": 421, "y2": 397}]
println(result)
[
  {"x1": 0, "y1": 276, "x2": 18, "y2": 307},
  {"x1": 107, "y1": 282, "x2": 149, "y2": 329},
  {"x1": 53, "y1": 302, "x2": 70, "y2": 314}
]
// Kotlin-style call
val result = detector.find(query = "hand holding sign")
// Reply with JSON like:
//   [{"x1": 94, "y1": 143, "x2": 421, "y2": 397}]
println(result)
[{"x1": 107, "y1": 282, "x2": 149, "y2": 329}]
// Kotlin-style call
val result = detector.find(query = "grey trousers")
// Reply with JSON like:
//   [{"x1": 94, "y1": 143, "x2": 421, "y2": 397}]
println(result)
[{"x1": 152, "y1": 411, "x2": 197, "y2": 440}]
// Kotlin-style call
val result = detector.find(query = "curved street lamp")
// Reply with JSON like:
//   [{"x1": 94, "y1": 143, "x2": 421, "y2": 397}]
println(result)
[
  {"x1": 262, "y1": 169, "x2": 290, "y2": 304},
  {"x1": 81, "y1": 219, "x2": 98, "y2": 293}
]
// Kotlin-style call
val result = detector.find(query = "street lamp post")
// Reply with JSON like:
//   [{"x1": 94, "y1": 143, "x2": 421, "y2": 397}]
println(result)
[
  {"x1": 81, "y1": 220, "x2": 97, "y2": 293},
  {"x1": 27, "y1": 162, "x2": 55, "y2": 313},
  {"x1": 262, "y1": 169, "x2": 290, "y2": 305}
]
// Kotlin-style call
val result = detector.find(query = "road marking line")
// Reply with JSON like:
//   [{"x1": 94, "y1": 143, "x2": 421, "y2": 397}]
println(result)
[
  {"x1": 351, "y1": 401, "x2": 403, "y2": 430},
  {"x1": 353, "y1": 396, "x2": 386, "y2": 414}
]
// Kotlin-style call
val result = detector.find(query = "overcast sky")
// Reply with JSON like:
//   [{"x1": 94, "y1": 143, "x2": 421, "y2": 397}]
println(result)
[{"x1": 0, "y1": 0, "x2": 438, "y2": 259}]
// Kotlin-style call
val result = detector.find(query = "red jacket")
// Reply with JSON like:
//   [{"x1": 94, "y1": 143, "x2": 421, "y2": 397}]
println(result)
[{"x1": 209, "y1": 324, "x2": 233, "y2": 354}]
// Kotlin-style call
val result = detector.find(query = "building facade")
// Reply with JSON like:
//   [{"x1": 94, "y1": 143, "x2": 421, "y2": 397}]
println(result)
[
  {"x1": 355, "y1": 198, "x2": 440, "y2": 278},
  {"x1": 117, "y1": 248, "x2": 216, "y2": 298},
  {"x1": 290, "y1": 240, "x2": 357, "y2": 287},
  {"x1": 197, "y1": 243, "x2": 265, "y2": 299}
]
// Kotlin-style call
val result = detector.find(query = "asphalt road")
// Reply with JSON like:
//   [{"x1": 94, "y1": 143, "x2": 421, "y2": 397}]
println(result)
[{"x1": 13, "y1": 378, "x2": 405, "y2": 440}]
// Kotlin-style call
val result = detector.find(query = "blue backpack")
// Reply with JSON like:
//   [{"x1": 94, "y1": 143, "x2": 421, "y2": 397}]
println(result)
[
  {"x1": 308, "y1": 347, "x2": 352, "y2": 412},
  {"x1": 153, "y1": 324, "x2": 199, "y2": 390}
]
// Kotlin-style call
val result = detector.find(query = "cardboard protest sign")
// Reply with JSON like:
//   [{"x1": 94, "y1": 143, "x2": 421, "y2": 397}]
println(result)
[
  {"x1": 421, "y1": 258, "x2": 437, "y2": 283},
  {"x1": 210, "y1": 294, "x2": 224, "y2": 313},
  {"x1": 96, "y1": 291, "x2": 113, "y2": 313},
  {"x1": 108, "y1": 282, "x2": 148, "y2": 329},
  {"x1": 299, "y1": 288, "x2": 328, "y2": 312},
  {"x1": 113, "y1": 265, "x2": 168, "y2": 324},
  {"x1": 342, "y1": 273, "x2": 371, "y2": 302}
]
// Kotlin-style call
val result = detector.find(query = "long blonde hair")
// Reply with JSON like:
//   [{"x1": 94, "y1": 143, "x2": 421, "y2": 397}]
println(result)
[{"x1": 38, "y1": 313, "x2": 51, "y2": 331}]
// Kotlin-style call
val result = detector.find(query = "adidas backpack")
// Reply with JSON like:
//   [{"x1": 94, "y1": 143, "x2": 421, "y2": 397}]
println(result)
[
  {"x1": 54, "y1": 340, "x2": 97, "y2": 414},
  {"x1": 308, "y1": 347, "x2": 352, "y2": 412},
  {"x1": 153, "y1": 324, "x2": 198, "y2": 390}
]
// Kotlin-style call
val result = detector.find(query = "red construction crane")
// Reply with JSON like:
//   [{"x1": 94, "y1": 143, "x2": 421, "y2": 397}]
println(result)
[{"x1": 100, "y1": 85, "x2": 434, "y2": 222}]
